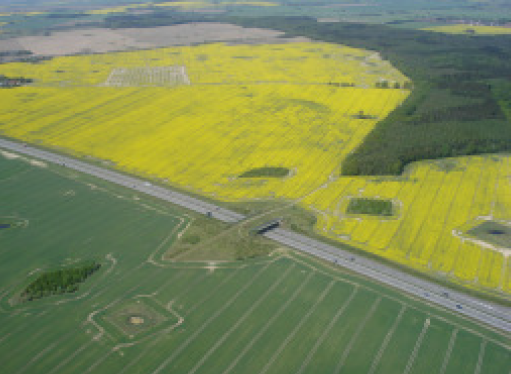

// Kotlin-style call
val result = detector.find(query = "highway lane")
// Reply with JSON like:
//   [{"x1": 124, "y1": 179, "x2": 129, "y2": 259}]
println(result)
[
  {"x1": 265, "y1": 228, "x2": 511, "y2": 332},
  {"x1": 0, "y1": 138, "x2": 244, "y2": 223},
  {"x1": 1, "y1": 137, "x2": 510, "y2": 333}
]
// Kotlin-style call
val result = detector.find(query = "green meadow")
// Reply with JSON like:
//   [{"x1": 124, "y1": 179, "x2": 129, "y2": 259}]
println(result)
[{"x1": 0, "y1": 152, "x2": 509, "y2": 374}]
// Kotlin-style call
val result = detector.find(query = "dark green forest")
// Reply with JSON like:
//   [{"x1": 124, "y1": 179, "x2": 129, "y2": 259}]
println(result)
[
  {"x1": 22, "y1": 261, "x2": 100, "y2": 301},
  {"x1": 222, "y1": 17, "x2": 511, "y2": 175}
]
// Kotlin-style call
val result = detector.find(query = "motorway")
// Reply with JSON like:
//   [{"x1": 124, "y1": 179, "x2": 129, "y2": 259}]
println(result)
[
  {"x1": 265, "y1": 228, "x2": 511, "y2": 333},
  {"x1": 1, "y1": 137, "x2": 510, "y2": 333},
  {"x1": 0, "y1": 138, "x2": 244, "y2": 223}
]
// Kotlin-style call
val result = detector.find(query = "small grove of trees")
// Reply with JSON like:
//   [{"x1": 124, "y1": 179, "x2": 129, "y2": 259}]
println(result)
[
  {"x1": 347, "y1": 198, "x2": 394, "y2": 216},
  {"x1": 228, "y1": 17, "x2": 511, "y2": 176},
  {"x1": 0, "y1": 74, "x2": 33, "y2": 88},
  {"x1": 375, "y1": 81, "x2": 412, "y2": 89},
  {"x1": 329, "y1": 82, "x2": 355, "y2": 87},
  {"x1": 22, "y1": 261, "x2": 101, "y2": 301}
]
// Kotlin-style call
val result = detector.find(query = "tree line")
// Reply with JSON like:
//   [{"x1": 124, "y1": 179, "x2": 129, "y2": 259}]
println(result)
[
  {"x1": 224, "y1": 16, "x2": 511, "y2": 175},
  {"x1": 22, "y1": 261, "x2": 101, "y2": 301}
]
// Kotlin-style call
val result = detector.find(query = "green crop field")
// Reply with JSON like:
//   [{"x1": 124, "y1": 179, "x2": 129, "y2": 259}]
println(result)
[{"x1": 0, "y1": 151, "x2": 509, "y2": 373}]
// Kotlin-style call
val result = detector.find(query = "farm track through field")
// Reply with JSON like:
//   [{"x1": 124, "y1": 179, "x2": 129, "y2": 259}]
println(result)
[
  {"x1": 258, "y1": 280, "x2": 335, "y2": 374},
  {"x1": 149, "y1": 261, "x2": 274, "y2": 374},
  {"x1": 439, "y1": 329, "x2": 459, "y2": 374},
  {"x1": 186, "y1": 265, "x2": 296, "y2": 374},
  {"x1": 295, "y1": 286, "x2": 359, "y2": 374},
  {"x1": 367, "y1": 304, "x2": 407, "y2": 374},
  {"x1": 221, "y1": 270, "x2": 316, "y2": 374},
  {"x1": 334, "y1": 297, "x2": 382, "y2": 374},
  {"x1": 402, "y1": 317, "x2": 431, "y2": 374},
  {"x1": 474, "y1": 340, "x2": 488, "y2": 374}
]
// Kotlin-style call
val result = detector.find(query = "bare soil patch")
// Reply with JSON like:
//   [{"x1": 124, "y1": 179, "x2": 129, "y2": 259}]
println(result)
[{"x1": 0, "y1": 23, "x2": 311, "y2": 57}]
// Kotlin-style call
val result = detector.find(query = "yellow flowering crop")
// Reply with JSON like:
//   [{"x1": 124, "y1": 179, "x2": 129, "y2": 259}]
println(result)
[
  {"x1": 0, "y1": 43, "x2": 407, "y2": 202},
  {"x1": 306, "y1": 155, "x2": 511, "y2": 295},
  {"x1": 31, "y1": 44, "x2": 511, "y2": 293},
  {"x1": 2, "y1": 40, "x2": 508, "y2": 296}
]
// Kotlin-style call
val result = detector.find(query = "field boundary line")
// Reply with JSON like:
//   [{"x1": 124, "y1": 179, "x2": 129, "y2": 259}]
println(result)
[
  {"x1": 449, "y1": 157, "x2": 488, "y2": 279},
  {"x1": 490, "y1": 155, "x2": 504, "y2": 219},
  {"x1": 499, "y1": 256, "x2": 507, "y2": 291},
  {"x1": 439, "y1": 329, "x2": 458, "y2": 374},
  {"x1": 147, "y1": 216, "x2": 188, "y2": 266},
  {"x1": 221, "y1": 271, "x2": 316, "y2": 374},
  {"x1": 14, "y1": 329, "x2": 76, "y2": 374},
  {"x1": 296, "y1": 286, "x2": 359, "y2": 374},
  {"x1": 287, "y1": 251, "x2": 511, "y2": 348},
  {"x1": 0, "y1": 167, "x2": 32, "y2": 184},
  {"x1": 407, "y1": 169, "x2": 448, "y2": 259},
  {"x1": 258, "y1": 280, "x2": 336, "y2": 374},
  {"x1": 367, "y1": 304, "x2": 407, "y2": 374},
  {"x1": 166, "y1": 272, "x2": 209, "y2": 307},
  {"x1": 186, "y1": 265, "x2": 297, "y2": 374},
  {"x1": 116, "y1": 336, "x2": 165, "y2": 374},
  {"x1": 133, "y1": 267, "x2": 188, "y2": 299},
  {"x1": 473, "y1": 340, "x2": 487, "y2": 374},
  {"x1": 0, "y1": 322, "x2": 54, "y2": 353},
  {"x1": 402, "y1": 317, "x2": 431, "y2": 374},
  {"x1": 82, "y1": 349, "x2": 115, "y2": 374},
  {"x1": 46, "y1": 340, "x2": 94, "y2": 374},
  {"x1": 149, "y1": 261, "x2": 275, "y2": 374},
  {"x1": 425, "y1": 162, "x2": 468, "y2": 268},
  {"x1": 185, "y1": 266, "x2": 244, "y2": 316},
  {"x1": 334, "y1": 296, "x2": 382, "y2": 374},
  {"x1": 285, "y1": 252, "x2": 361, "y2": 288},
  {"x1": 85, "y1": 265, "x2": 164, "y2": 343},
  {"x1": 384, "y1": 167, "x2": 434, "y2": 251}
]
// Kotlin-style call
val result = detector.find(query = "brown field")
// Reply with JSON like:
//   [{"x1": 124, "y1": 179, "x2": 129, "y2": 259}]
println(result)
[{"x1": 0, "y1": 23, "x2": 311, "y2": 57}]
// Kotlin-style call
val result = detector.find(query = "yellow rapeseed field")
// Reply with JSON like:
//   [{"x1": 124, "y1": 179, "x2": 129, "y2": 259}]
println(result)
[
  {"x1": 0, "y1": 42, "x2": 407, "y2": 200},
  {"x1": 8, "y1": 41, "x2": 511, "y2": 296},
  {"x1": 304, "y1": 156, "x2": 511, "y2": 295}
]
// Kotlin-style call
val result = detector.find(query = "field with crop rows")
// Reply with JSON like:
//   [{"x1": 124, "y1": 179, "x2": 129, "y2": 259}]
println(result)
[
  {"x1": 3, "y1": 39, "x2": 511, "y2": 297},
  {"x1": 4, "y1": 40, "x2": 511, "y2": 297},
  {"x1": 0, "y1": 154, "x2": 509, "y2": 374},
  {"x1": 303, "y1": 155, "x2": 511, "y2": 295},
  {"x1": 0, "y1": 42, "x2": 407, "y2": 203}
]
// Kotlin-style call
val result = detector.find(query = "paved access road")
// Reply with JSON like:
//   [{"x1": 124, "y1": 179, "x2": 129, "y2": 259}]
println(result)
[{"x1": 1, "y1": 137, "x2": 510, "y2": 333}]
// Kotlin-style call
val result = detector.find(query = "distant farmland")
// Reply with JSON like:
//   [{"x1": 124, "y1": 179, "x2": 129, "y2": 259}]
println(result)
[{"x1": 0, "y1": 153, "x2": 509, "y2": 374}]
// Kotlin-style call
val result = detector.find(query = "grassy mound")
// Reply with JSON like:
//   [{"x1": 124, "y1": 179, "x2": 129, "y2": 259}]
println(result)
[
  {"x1": 347, "y1": 198, "x2": 394, "y2": 216},
  {"x1": 468, "y1": 221, "x2": 511, "y2": 248}
]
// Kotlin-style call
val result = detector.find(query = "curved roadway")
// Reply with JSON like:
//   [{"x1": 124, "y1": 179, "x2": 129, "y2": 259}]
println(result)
[{"x1": 1, "y1": 137, "x2": 510, "y2": 334}]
